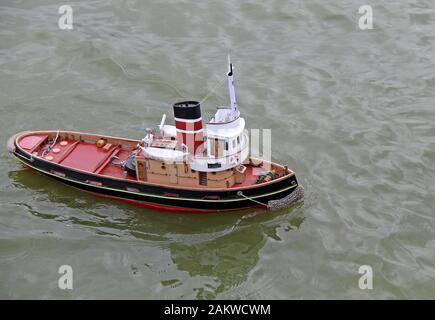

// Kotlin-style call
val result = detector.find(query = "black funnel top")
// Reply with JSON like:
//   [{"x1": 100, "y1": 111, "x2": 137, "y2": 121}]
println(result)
[{"x1": 173, "y1": 101, "x2": 201, "y2": 120}]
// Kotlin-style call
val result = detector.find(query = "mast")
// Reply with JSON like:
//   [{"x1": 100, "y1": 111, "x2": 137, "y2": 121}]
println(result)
[{"x1": 227, "y1": 55, "x2": 238, "y2": 114}]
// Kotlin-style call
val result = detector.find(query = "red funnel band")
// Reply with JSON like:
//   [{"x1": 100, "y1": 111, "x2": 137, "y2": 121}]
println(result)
[{"x1": 175, "y1": 119, "x2": 203, "y2": 131}]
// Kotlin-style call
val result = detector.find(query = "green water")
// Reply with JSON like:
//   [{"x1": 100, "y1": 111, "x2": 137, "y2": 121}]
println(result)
[{"x1": 1, "y1": 0, "x2": 435, "y2": 299}]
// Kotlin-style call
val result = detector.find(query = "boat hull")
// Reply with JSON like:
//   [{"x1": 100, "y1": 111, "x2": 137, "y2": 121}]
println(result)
[{"x1": 9, "y1": 131, "x2": 302, "y2": 213}]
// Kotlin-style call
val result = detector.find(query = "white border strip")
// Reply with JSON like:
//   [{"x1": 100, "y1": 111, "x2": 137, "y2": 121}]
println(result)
[
  {"x1": 174, "y1": 117, "x2": 202, "y2": 123},
  {"x1": 175, "y1": 128, "x2": 204, "y2": 134}
]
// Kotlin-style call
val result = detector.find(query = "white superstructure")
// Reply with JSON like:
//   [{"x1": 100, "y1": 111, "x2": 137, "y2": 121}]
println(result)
[{"x1": 141, "y1": 57, "x2": 249, "y2": 172}]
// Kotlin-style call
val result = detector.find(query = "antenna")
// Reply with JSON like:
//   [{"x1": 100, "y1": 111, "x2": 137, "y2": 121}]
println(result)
[{"x1": 227, "y1": 55, "x2": 238, "y2": 113}]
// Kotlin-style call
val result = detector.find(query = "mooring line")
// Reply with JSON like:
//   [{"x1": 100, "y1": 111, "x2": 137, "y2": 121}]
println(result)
[{"x1": 237, "y1": 191, "x2": 268, "y2": 208}]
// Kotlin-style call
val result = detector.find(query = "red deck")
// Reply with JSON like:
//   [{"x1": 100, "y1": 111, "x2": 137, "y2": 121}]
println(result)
[
  {"x1": 230, "y1": 165, "x2": 258, "y2": 188},
  {"x1": 18, "y1": 135, "x2": 131, "y2": 178},
  {"x1": 60, "y1": 142, "x2": 114, "y2": 172},
  {"x1": 19, "y1": 135, "x2": 48, "y2": 152},
  {"x1": 98, "y1": 149, "x2": 136, "y2": 180}
]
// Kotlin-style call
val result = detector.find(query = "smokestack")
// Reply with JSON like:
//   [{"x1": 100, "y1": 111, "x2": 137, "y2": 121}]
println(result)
[{"x1": 173, "y1": 101, "x2": 204, "y2": 157}]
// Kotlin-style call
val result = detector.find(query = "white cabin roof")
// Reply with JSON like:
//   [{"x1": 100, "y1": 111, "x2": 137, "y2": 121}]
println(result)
[
  {"x1": 141, "y1": 146, "x2": 186, "y2": 161},
  {"x1": 206, "y1": 117, "x2": 245, "y2": 139},
  {"x1": 209, "y1": 107, "x2": 240, "y2": 124}
]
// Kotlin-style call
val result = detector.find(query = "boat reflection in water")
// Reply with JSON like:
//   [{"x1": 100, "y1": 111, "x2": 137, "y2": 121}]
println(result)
[{"x1": 9, "y1": 168, "x2": 304, "y2": 298}]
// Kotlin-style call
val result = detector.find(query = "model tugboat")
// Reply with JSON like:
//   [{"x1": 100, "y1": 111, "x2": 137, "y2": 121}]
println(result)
[{"x1": 7, "y1": 58, "x2": 303, "y2": 212}]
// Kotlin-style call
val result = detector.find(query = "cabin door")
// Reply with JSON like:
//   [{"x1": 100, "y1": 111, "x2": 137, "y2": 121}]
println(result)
[
  {"x1": 214, "y1": 138, "x2": 224, "y2": 158},
  {"x1": 214, "y1": 138, "x2": 219, "y2": 159},
  {"x1": 199, "y1": 171, "x2": 207, "y2": 186},
  {"x1": 169, "y1": 163, "x2": 178, "y2": 184},
  {"x1": 209, "y1": 138, "x2": 224, "y2": 159},
  {"x1": 136, "y1": 159, "x2": 147, "y2": 181}
]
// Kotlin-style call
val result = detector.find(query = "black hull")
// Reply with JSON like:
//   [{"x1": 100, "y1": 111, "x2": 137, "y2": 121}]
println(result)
[{"x1": 12, "y1": 146, "x2": 300, "y2": 212}]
